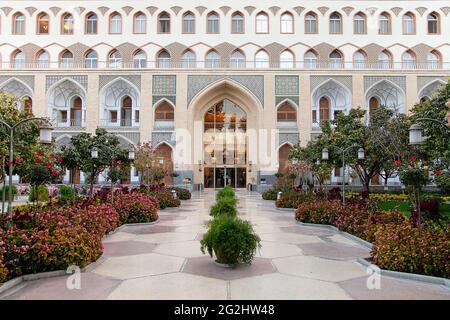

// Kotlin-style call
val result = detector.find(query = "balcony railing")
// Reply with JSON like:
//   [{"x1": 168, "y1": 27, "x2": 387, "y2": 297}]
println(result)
[
  {"x1": 52, "y1": 118, "x2": 85, "y2": 128},
  {"x1": 3, "y1": 60, "x2": 448, "y2": 70},
  {"x1": 100, "y1": 119, "x2": 138, "y2": 128},
  {"x1": 154, "y1": 120, "x2": 175, "y2": 131}
]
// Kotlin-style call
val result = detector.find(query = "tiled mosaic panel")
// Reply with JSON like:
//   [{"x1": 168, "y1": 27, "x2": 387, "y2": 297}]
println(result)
[
  {"x1": 46, "y1": 75, "x2": 88, "y2": 92},
  {"x1": 310, "y1": 76, "x2": 352, "y2": 93},
  {"x1": 276, "y1": 96, "x2": 299, "y2": 106},
  {"x1": 187, "y1": 75, "x2": 264, "y2": 107},
  {"x1": 0, "y1": 76, "x2": 35, "y2": 91},
  {"x1": 275, "y1": 76, "x2": 299, "y2": 96},
  {"x1": 417, "y1": 76, "x2": 448, "y2": 92},
  {"x1": 363, "y1": 76, "x2": 406, "y2": 93},
  {"x1": 152, "y1": 132, "x2": 176, "y2": 147},
  {"x1": 99, "y1": 75, "x2": 141, "y2": 91},
  {"x1": 278, "y1": 133, "x2": 299, "y2": 146},
  {"x1": 153, "y1": 95, "x2": 176, "y2": 106},
  {"x1": 153, "y1": 75, "x2": 176, "y2": 96}
]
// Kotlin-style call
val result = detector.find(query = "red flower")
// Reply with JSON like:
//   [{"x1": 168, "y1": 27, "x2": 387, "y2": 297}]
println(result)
[
  {"x1": 46, "y1": 162, "x2": 53, "y2": 169},
  {"x1": 49, "y1": 153, "x2": 54, "y2": 159},
  {"x1": 51, "y1": 170, "x2": 58, "y2": 177},
  {"x1": 34, "y1": 157, "x2": 42, "y2": 164},
  {"x1": 409, "y1": 155, "x2": 417, "y2": 162},
  {"x1": 35, "y1": 151, "x2": 44, "y2": 157},
  {"x1": 394, "y1": 160, "x2": 401, "y2": 166},
  {"x1": 6, "y1": 161, "x2": 13, "y2": 166},
  {"x1": 15, "y1": 156, "x2": 24, "y2": 164},
  {"x1": 57, "y1": 156, "x2": 63, "y2": 163},
  {"x1": 434, "y1": 169, "x2": 442, "y2": 177}
]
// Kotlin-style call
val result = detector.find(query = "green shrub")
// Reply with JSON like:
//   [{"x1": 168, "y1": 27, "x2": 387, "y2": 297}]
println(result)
[
  {"x1": 58, "y1": 185, "x2": 76, "y2": 204},
  {"x1": 200, "y1": 216, "x2": 261, "y2": 265},
  {"x1": 275, "y1": 191, "x2": 314, "y2": 208},
  {"x1": 371, "y1": 223, "x2": 449, "y2": 278},
  {"x1": 435, "y1": 171, "x2": 450, "y2": 194},
  {"x1": 171, "y1": 187, "x2": 192, "y2": 200},
  {"x1": 261, "y1": 186, "x2": 291, "y2": 200},
  {"x1": 210, "y1": 197, "x2": 237, "y2": 217},
  {"x1": 216, "y1": 186, "x2": 235, "y2": 200},
  {"x1": 147, "y1": 188, "x2": 180, "y2": 209},
  {"x1": 29, "y1": 185, "x2": 48, "y2": 202},
  {"x1": 0, "y1": 185, "x2": 17, "y2": 201}
]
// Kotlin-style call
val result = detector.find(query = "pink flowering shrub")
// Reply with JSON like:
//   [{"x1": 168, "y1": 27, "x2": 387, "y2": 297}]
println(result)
[
  {"x1": 0, "y1": 237, "x2": 7, "y2": 283},
  {"x1": 295, "y1": 200, "x2": 344, "y2": 225},
  {"x1": 113, "y1": 192, "x2": 159, "y2": 224}
]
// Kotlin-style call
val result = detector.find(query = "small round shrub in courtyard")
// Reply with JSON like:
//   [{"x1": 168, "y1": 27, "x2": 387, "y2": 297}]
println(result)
[
  {"x1": 171, "y1": 187, "x2": 192, "y2": 200},
  {"x1": 58, "y1": 185, "x2": 76, "y2": 204},
  {"x1": 209, "y1": 197, "x2": 237, "y2": 217},
  {"x1": 216, "y1": 186, "x2": 235, "y2": 200},
  {"x1": 29, "y1": 185, "x2": 48, "y2": 202},
  {"x1": 114, "y1": 192, "x2": 159, "y2": 224},
  {"x1": 200, "y1": 216, "x2": 261, "y2": 266}
]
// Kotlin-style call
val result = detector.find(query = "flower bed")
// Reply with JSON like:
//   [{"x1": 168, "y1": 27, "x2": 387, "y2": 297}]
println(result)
[
  {"x1": 295, "y1": 200, "x2": 449, "y2": 278},
  {"x1": 0, "y1": 190, "x2": 160, "y2": 284},
  {"x1": 141, "y1": 185, "x2": 181, "y2": 209},
  {"x1": 275, "y1": 191, "x2": 315, "y2": 208}
]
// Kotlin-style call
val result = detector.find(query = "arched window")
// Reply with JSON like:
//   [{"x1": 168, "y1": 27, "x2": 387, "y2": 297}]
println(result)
[
  {"x1": 205, "y1": 51, "x2": 220, "y2": 68},
  {"x1": 280, "y1": 12, "x2": 293, "y2": 33},
  {"x1": 133, "y1": 50, "x2": 146, "y2": 68},
  {"x1": 256, "y1": 12, "x2": 269, "y2": 33},
  {"x1": 378, "y1": 50, "x2": 392, "y2": 69},
  {"x1": 353, "y1": 50, "x2": 367, "y2": 68},
  {"x1": 60, "y1": 50, "x2": 73, "y2": 68},
  {"x1": 207, "y1": 12, "x2": 219, "y2": 33},
  {"x1": 353, "y1": 13, "x2": 366, "y2": 34},
  {"x1": 13, "y1": 13, "x2": 25, "y2": 34},
  {"x1": 182, "y1": 12, "x2": 195, "y2": 33},
  {"x1": 277, "y1": 102, "x2": 297, "y2": 123},
  {"x1": 231, "y1": 12, "x2": 244, "y2": 33},
  {"x1": 369, "y1": 97, "x2": 379, "y2": 119},
  {"x1": 305, "y1": 12, "x2": 318, "y2": 33},
  {"x1": 182, "y1": 50, "x2": 196, "y2": 68},
  {"x1": 329, "y1": 50, "x2": 343, "y2": 69},
  {"x1": 402, "y1": 50, "x2": 416, "y2": 69},
  {"x1": 85, "y1": 50, "x2": 98, "y2": 68},
  {"x1": 109, "y1": 13, "x2": 122, "y2": 34},
  {"x1": 329, "y1": 12, "x2": 342, "y2": 34},
  {"x1": 280, "y1": 50, "x2": 294, "y2": 68},
  {"x1": 155, "y1": 101, "x2": 174, "y2": 130},
  {"x1": 158, "y1": 12, "x2": 170, "y2": 33},
  {"x1": 230, "y1": 50, "x2": 245, "y2": 68},
  {"x1": 427, "y1": 12, "x2": 439, "y2": 34},
  {"x1": 133, "y1": 12, "x2": 146, "y2": 33},
  {"x1": 109, "y1": 50, "x2": 122, "y2": 68},
  {"x1": 12, "y1": 50, "x2": 25, "y2": 68},
  {"x1": 157, "y1": 50, "x2": 171, "y2": 68},
  {"x1": 36, "y1": 50, "x2": 49, "y2": 68},
  {"x1": 70, "y1": 96, "x2": 83, "y2": 127},
  {"x1": 37, "y1": 12, "x2": 49, "y2": 34},
  {"x1": 85, "y1": 13, "x2": 98, "y2": 34},
  {"x1": 402, "y1": 13, "x2": 415, "y2": 34},
  {"x1": 379, "y1": 12, "x2": 391, "y2": 34},
  {"x1": 255, "y1": 50, "x2": 270, "y2": 68},
  {"x1": 120, "y1": 96, "x2": 133, "y2": 126},
  {"x1": 427, "y1": 50, "x2": 441, "y2": 69},
  {"x1": 61, "y1": 13, "x2": 74, "y2": 34},
  {"x1": 304, "y1": 50, "x2": 318, "y2": 68}
]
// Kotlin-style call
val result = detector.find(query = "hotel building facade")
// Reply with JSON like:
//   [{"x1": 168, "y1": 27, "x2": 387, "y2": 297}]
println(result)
[{"x1": 0, "y1": 0, "x2": 449, "y2": 189}]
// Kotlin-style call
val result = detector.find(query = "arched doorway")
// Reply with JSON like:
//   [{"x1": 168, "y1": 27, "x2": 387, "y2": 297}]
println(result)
[
  {"x1": 278, "y1": 144, "x2": 292, "y2": 174},
  {"x1": 203, "y1": 99, "x2": 247, "y2": 188},
  {"x1": 319, "y1": 96, "x2": 330, "y2": 122},
  {"x1": 369, "y1": 96, "x2": 379, "y2": 119},
  {"x1": 154, "y1": 143, "x2": 174, "y2": 185},
  {"x1": 70, "y1": 96, "x2": 82, "y2": 127}
]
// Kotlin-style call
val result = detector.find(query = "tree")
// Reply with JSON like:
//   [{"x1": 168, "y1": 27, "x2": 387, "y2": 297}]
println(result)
[
  {"x1": 133, "y1": 142, "x2": 156, "y2": 185},
  {"x1": 61, "y1": 128, "x2": 130, "y2": 195}
]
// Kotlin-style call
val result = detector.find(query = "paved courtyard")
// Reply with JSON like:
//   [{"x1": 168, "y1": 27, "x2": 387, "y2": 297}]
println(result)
[{"x1": 1, "y1": 191, "x2": 449, "y2": 300}]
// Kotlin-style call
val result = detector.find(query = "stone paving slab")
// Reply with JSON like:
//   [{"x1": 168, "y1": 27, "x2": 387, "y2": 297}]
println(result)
[
  {"x1": 182, "y1": 257, "x2": 276, "y2": 280},
  {"x1": 298, "y1": 242, "x2": 370, "y2": 260},
  {"x1": 102, "y1": 241, "x2": 157, "y2": 258},
  {"x1": 121, "y1": 225, "x2": 177, "y2": 235}
]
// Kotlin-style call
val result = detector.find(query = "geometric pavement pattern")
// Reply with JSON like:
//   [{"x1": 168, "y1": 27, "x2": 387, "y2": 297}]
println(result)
[{"x1": 1, "y1": 191, "x2": 449, "y2": 300}]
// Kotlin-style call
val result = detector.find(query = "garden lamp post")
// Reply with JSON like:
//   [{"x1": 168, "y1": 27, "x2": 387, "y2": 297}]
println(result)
[
  {"x1": 322, "y1": 144, "x2": 364, "y2": 204},
  {"x1": 409, "y1": 118, "x2": 450, "y2": 145},
  {"x1": 0, "y1": 117, "x2": 53, "y2": 219}
]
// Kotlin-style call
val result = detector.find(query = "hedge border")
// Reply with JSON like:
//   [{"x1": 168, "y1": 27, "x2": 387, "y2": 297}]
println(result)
[
  {"x1": 295, "y1": 220, "x2": 450, "y2": 288},
  {"x1": 0, "y1": 220, "x2": 159, "y2": 295}
]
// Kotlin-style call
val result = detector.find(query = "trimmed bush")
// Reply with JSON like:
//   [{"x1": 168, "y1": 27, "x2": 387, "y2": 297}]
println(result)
[
  {"x1": 58, "y1": 185, "x2": 76, "y2": 204},
  {"x1": 171, "y1": 187, "x2": 192, "y2": 200},
  {"x1": 201, "y1": 216, "x2": 261, "y2": 265},
  {"x1": 146, "y1": 188, "x2": 181, "y2": 209},
  {"x1": 114, "y1": 192, "x2": 159, "y2": 224},
  {"x1": 0, "y1": 185, "x2": 17, "y2": 201},
  {"x1": 216, "y1": 186, "x2": 235, "y2": 200},
  {"x1": 371, "y1": 223, "x2": 450, "y2": 278},
  {"x1": 261, "y1": 186, "x2": 291, "y2": 200},
  {"x1": 29, "y1": 185, "x2": 48, "y2": 202},
  {"x1": 210, "y1": 197, "x2": 237, "y2": 217},
  {"x1": 275, "y1": 191, "x2": 314, "y2": 208},
  {"x1": 295, "y1": 200, "x2": 344, "y2": 226}
]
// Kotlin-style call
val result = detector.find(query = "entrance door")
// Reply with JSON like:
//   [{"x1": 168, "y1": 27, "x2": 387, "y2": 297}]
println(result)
[{"x1": 203, "y1": 99, "x2": 247, "y2": 189}]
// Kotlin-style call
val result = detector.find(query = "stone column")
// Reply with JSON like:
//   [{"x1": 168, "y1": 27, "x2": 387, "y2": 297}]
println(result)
[
  {"x1": 86, "y1": 74, "x2": 99, "y2": 134},
  {"x1": 405, "y1": 75, "x2": 418, "y2": 114},
  {"x1": 298, "y1": 74, "x2": 311, "y2": 147},
  {"x1": 33, "y1": 74, "x2": 47, "y2": 118},
  {"x1": 139, "y1": 73, "x2": 153, "y2": 143},
  {"x1": 352, "y1": 74, "x2": 365, "y2": 110}
]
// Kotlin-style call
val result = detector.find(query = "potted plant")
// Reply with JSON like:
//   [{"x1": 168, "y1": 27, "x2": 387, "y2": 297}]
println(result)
[{"x1": 200, "y1": 216, "x2": 261, "y2": 267}]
